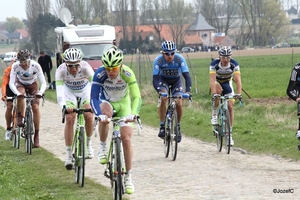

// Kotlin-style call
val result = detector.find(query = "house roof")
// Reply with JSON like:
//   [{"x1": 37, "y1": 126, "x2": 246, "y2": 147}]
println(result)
[
  {"x1": 16, "y1": 29, "x2": 29, "y2": 38},
  {"x1": 5, "y1": 32, "x2": 20, "y2": 39},
  {"x1": 115, "y1": 24, "x2": 202, "y2": 45},
  {"x1": 189, "y1": 13, "x2": 215, "y2": 31}
]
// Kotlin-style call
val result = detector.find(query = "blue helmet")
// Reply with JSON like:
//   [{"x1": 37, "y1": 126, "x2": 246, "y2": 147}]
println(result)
[
  {"x1": 218, "y1": 46, "x2": 232, "y2": 56},
  {"x1": 161, "y1": 41, "x2": 176, "y2": 52}
]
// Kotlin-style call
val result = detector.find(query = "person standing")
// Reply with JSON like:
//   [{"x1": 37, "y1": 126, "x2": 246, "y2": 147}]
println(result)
[
  {"x1": 152, "y1": 40, "x2": 192, "y2": 143},
  {"x1": 38, "y1": 51, "x2": 53, "y2": 88},
  {"x1": 1, "y1": 52, "x2": 17, "y2": 140}
]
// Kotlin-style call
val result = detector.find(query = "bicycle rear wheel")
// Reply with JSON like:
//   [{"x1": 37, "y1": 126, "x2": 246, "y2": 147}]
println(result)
[
  {"x1": 163, "y1": 111, "x2": 170, "y2": 158},
  {"x1": 224, "y1": 111, "x2": 231, "y2": 154},
  {"x1": 78, "y1": 127, "x2": 85, "y2": 187},
  {"x1": 170, "y1": 110, "x2": 178, "y2": 161},
  {"x1": 113, "y1": 137, "x2": 123, "y2": 200},
  {"x1": 25, "y1": 111, "x2": 33, "y2": 155}
]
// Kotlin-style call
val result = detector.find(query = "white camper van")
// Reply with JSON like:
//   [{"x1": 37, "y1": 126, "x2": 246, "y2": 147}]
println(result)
[
  {"x1": 55, "y1": 8, "x2": 116, "y2": 71},
  {"x1": 3, "y1": 52, "x2": 17, "y2": 63}
]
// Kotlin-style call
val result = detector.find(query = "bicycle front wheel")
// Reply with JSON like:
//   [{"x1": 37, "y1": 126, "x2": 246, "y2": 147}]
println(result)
[
  {"x1": 163, "y1": 111, "x2": 170, "y2": 158},
  {"x1": 25, "y1": 111, "x2": 33, "y2": 155},
  {"x1": 78, "y1": 127, "x2": 85, "y2": 187},
  {"x1": 12, "y1": 109, "x2": 18, "y2": 148},
  {"x1": 216, "y1": 111, "x2": 223, "y2": 152},
  {"x1": 170, "y1": 110, "x2": 178, "y2": 161},
  {"x1": 113, "y1": 137, "x2": 123, "y2": 200},
  {"x1": 224, "y1": 111, "x2": 231, "y2": 154}
]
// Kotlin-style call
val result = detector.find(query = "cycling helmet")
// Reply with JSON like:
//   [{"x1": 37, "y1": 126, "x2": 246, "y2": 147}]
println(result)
[
  {"x1": 102, "y1": 45, "x2": 123, "y2": 67},
  {"x1": 17, "y1": 49, "x2": 30, "y2": 60},
  {"x1": 218, "y1": 46, "x2": 232, "y2": 56},
  {"x1": 161, "y1": 41, "x2": 176, "y2": 52},
  {"x1": 63, "y1": 48, "x2": 83, "y2": 62}
]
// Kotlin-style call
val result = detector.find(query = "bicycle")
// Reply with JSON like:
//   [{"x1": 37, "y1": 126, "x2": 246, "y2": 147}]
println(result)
[
  {"x1": 18, "y1": 94, "x2": 44, "y2": 154},
  {"x1": 94, "y1": 115, "x2": 141, "y2": 200},
  {"x1": 5, "y1": 96, "x2": 18, "y2": 148},
  {"x1": 212, "y1": 94, "x2": 242, "y2": 154},
  {"x1": 159, "y1": 87, "x2": 191, "y2": 161},
  {"x1": 62, "y1": 97, "x2": 92, "y2": 187}
]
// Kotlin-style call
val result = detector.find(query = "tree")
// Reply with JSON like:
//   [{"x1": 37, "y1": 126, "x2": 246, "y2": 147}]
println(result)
[{"x1": 3, "y1": 17, "x2": 24, "y2": 33}]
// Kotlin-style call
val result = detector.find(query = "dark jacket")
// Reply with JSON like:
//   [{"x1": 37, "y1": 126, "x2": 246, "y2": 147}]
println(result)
[{"x1": 38, "y1": 54, "x2": 53, "y2": 71}]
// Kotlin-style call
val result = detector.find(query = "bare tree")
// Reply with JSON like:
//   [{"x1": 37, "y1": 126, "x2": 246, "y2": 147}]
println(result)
[
  {"x1": 113, "y1": 0, "x2": 129, "y2": 45},
  {"x1": 91, "y1": 0, "x2": 109, "y2": 24}
]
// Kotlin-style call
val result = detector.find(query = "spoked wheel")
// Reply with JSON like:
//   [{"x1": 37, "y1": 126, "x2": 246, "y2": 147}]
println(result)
[
  {"x1": 113, "y1": 138, "x2": 123, "y2": 200},
  {"x1": 14, "y1": 127, "x2": 21, "y2": 149},
  {"x1": 224, "y1": 111, "x2": 231, "y2": 154},
  {"x1": 163, "y1": 112, "x2": 170, "y2": 158},
  {"x1": 170, "y1": 110, "x2": 178, "y2": 161},
  {"x1": 12, "y1": 111, "x2": 18, "y2": 148},
  {"x1": 25, "y1": 112, "x2": 33, "y2": 154},
  {"x1": 215, "y1": 126, "x2": 223, "y2": 152},
  {"x1": 78, "y1": 127, "x2": 85, "y2": 187}
]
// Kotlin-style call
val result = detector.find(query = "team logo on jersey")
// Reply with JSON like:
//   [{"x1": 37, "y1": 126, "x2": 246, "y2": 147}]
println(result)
[
  {"x1": 181, "y1": 62, "x2": 185, "y2": 67},
  {"x1": 155, "y1": 65, "x2": 159, "y2": 70},
  {"x1": 124, "y1": 70, "x2": 131, "y2": 77}
]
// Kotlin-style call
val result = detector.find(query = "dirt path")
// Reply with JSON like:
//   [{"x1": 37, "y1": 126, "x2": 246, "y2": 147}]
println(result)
[{"x1": 1, "y1": 100, "x2": 300, "y2": 199}]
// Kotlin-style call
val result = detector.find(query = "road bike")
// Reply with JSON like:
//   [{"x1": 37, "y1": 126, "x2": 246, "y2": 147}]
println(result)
[
  {"x1": 212, "y1": 94, "x2": 242, "y2": 154},
  {"x1": 18, "y1": 94, "x2": 44, "y2": 154},
  {"x1": 62, "y1": 98, "x2": 92, "y2": 187},
  {"x1": 159, "y1": 87, "x2": 191, "y2": 161},
  {"x1": 94, "y1": 115, "x2": 141, "y2": 200}
]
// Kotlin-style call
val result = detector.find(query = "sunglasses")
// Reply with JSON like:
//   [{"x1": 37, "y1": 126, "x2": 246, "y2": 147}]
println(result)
[
  {"x1": 163, "y1": 52, "x2": 175, "y2": 56},
  {"x1": 67, "y1": 64, "x2": 80, "y2": 68},
  {"x1": 20, "y1": 59, "x2": 28, "y2": 64},
  {"x1": 104, "y1": 65, "x2": 120, "y2": 72},
  {"x1": 221, "y1": 56, "x2": 231, "y2": 60}
]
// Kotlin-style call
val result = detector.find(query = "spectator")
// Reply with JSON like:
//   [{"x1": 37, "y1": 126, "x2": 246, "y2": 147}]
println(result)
[{"x1": 38, "y1": 51, "x2": 53, "y2": 89}]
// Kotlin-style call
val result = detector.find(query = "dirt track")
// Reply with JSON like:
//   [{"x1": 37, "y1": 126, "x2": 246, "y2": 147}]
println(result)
[{"x1": 1, "y1": 100, "x2": 300, "y2": 199}]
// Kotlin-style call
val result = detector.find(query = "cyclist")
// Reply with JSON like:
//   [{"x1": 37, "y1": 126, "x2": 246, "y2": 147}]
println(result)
[
  {"x1": 90, "y1": 45, "x2": 142, "y2": 194},
  {"x1": 286, "y1": 62, "x2": 300, "y2": 141},
  {"x1": 9, "y1": 49, "x2": 47, "y2": 148},
  {"x1": 152, "y1": 40, "x2": 192, "y2": 142},
  {"x1": 1, "y1": 52, "x2": 17, "y2": 140},
  {"x1": 209, "y1": 46, "x2": 242, "y2": 146},
  {"x1": 55, "y1": 48, "x2": 95, "y2": 169}
]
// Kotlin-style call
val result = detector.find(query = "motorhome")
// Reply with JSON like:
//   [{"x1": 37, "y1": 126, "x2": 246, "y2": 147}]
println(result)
[{"x1": 55, "y1": 8, "x2": 116, "y2": 71}]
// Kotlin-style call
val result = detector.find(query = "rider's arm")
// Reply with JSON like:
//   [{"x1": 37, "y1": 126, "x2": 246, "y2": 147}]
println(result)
[
  {"x1": 36, "y1": 64, "x2": 47, "y2": 94},
  {"x1": 152, "y1": 56, "x2": 162, "y2": 93},
  {"x1": 233, "y1": 71, "x2": 242, "y2": 94},
  {"x1": 9, "y1": 64, "x2": 21, "y2": 96},
  {"x1": 55, "y1": 66, "x2": 66, "y2": 109},
  {"x1": 1, "y1": 66, "x2": 11, "y2": 98},
  {"x1": 90, "y1": 68, "x2": 104, "y2": 116},
  {"x1": 182, "y1": 72, "x2": 192, "y2": 93}
]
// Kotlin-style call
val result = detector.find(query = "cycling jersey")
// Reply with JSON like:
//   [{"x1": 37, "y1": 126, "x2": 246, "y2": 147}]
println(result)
[
  {"x1": 55, "y1": 61, "x2": 94, "y2": 108},
  {"x1": 287, "y1": 62, "x2": 300, "y2": 101},
  {"x1": 209, "y1": 58, "x2": 240, "y2": 82},
  {"x1": 9, "y1": 60, "x2": 47, "y2": 96},
  {"x1": 152, "y1": 53, "x2": 192, "y2": 93},
  {"x1": 90, "y1": 64, "x2": 142, "y2": 116}
]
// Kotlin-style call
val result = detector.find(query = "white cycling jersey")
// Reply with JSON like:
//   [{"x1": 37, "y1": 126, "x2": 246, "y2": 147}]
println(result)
[
  {"x1": 9, "y1": 60, "x2": 47, "y2": 96},
  {"x1": 55, "y1": 61, "x2": 94, "y2": 108}
]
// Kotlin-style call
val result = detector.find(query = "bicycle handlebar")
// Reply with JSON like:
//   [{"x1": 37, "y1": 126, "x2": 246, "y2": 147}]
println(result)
[{"x1": 61, "y1": 105, "x2": 93, "y2": 123}]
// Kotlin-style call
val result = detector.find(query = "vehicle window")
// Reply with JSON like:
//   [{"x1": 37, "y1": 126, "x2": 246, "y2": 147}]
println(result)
[{"x1": 72, "y1": 43, "x2": 112, "y2": 59}]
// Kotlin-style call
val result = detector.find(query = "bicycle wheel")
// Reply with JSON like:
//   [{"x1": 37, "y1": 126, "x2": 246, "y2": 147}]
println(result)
[
  {"x1": 113, "y1": 137, "x2": 123, "y2": 200},
  {"x1": 170, "y1": 110, "x2": 178, "y2": 161},
  {"x1": 216, "y1": 111, "x2": 223, "y2": 152},
  {"x1": 25, "y1": 111, "x2": 33, "y2": 155},
  {"x1": 163, "y1": 111, "x2": 170, "y2": 158},
  {"x1": 224, "y1": 111, "x2": 231, "y2": 154},
  {"x1": 78, "y1": 127, "x2": 85, "y2": 187},
  {"x1": 12, "y1": 110, "x2": 18, "y2": 148},
  {"x1": 74, "y1": 131, "x2": 79, "y2": 184}
]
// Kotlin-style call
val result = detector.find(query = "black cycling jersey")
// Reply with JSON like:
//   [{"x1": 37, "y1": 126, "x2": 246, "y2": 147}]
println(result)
[{"x1": 287, "y1": 62, "x2": 300, "y2": 101}]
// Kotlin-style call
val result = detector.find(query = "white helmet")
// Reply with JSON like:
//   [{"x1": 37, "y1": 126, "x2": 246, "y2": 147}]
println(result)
[{"x1": 63, "y1": 48, "x2": 83, "y2": 62}]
